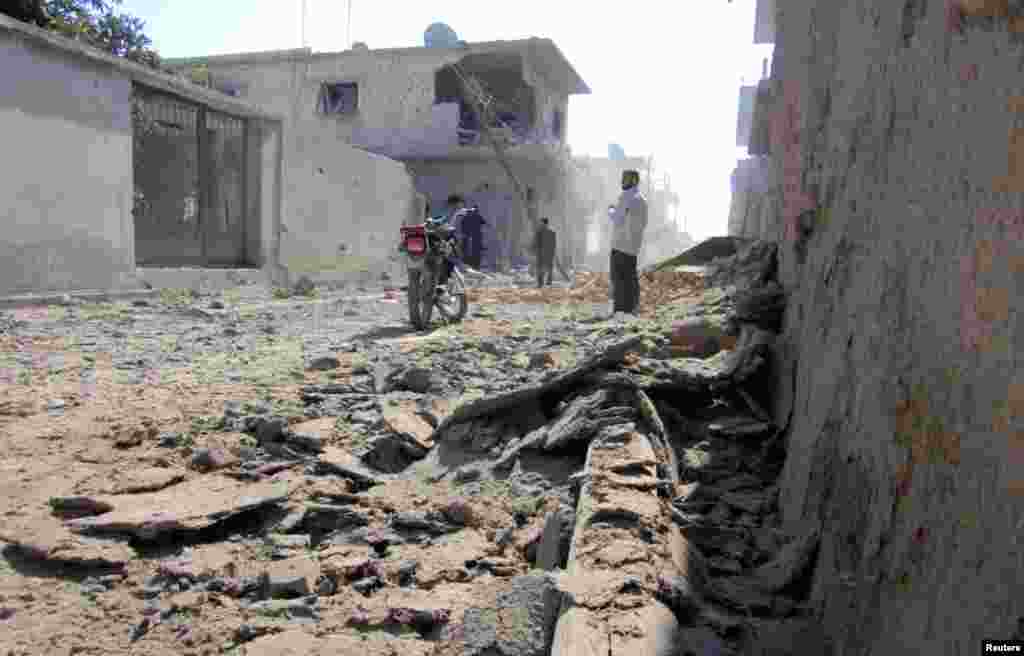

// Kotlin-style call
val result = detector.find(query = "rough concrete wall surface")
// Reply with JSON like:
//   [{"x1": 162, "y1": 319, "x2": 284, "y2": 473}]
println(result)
[
  {"x1": 278, "y1": 136, "x2": 419, "y2": 277},
  {"x1": 765, "y1": 0, "x2": 1024, "y2": 652},
  {"x1": 0, "y1": 31, "x2": 133, "y2": 294},
  {"x1": 192, "y1": 58, "x2": 419, "y2": 278}
]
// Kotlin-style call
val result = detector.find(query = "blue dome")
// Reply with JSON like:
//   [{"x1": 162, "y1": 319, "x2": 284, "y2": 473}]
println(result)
[
  {"x1": 607, "y1": 143, "x2": 626, "y2": 160},
  {"x1": 424, "y1": 23, "x2": 459, "y2": 48}
]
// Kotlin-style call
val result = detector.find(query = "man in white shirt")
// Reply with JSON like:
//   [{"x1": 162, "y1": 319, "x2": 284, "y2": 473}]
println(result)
[{"x1": 608, "y1": 169, "x2": 648, "y2": 315}]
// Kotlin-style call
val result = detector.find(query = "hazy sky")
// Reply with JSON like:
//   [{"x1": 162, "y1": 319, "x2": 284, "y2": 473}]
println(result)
[{"x1": 128, "y1": 0, "x2": 773, "y2": 241}]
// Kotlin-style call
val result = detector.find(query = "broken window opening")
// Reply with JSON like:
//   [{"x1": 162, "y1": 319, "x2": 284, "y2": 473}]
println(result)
[
  {"x1": 319, "y1": 82, "x2": 359, "y2": 115},
  {"x1": 434, "y1": 55, "x2": 537, "y2": 145}
]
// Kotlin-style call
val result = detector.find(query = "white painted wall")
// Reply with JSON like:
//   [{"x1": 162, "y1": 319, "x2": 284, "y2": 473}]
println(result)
[{"x1": 0, "y1": 29, "x2": 134, "y2": 294}]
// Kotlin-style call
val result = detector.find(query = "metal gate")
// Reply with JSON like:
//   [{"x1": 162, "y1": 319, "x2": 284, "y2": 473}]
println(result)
[{"x1": 132, "y1": 84, "x2": 248, "y2": 267}]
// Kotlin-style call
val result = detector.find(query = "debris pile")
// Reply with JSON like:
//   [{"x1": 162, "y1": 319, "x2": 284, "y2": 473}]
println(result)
[
  {"x1": 465, "y1": 269, "x2": 704, "y2": 313},
  {"x1": 0, "y1": 238, "x2": 824, "y2": 655}
]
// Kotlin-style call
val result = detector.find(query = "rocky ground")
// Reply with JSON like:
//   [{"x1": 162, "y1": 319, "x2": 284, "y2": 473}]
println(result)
[{"x1": 0, "y1": 240, "x2": 822, "y2": 656}]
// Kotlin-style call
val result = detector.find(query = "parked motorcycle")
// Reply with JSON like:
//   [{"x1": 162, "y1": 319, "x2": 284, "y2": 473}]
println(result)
[{"x1": 398, "y1": 214, "x2": 468, "y2": 330}]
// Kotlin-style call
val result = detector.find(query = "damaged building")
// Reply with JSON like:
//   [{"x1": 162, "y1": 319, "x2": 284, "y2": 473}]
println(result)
[
  {"x1": 0, "y1": 13, "x2": 286, "y2": 297},
  {"x1": 165, "y1": 36, "x2": 590, "y2": 273}
]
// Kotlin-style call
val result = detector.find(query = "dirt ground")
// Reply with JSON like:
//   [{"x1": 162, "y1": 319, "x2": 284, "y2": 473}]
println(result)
[{"x1": 0, "y1": 275, "x2": 706, "y2": 656}]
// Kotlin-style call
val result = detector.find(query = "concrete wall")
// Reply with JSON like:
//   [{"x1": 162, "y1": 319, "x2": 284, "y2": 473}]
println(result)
[
  {"x1": 736, "y1": 85, "x2": 758, "y2": 148},
  {"x1": 171, "y1": 57, "x2": 422, "y2": 278},
  {"x1": 0, "y1": 28, "x2": 135, "y2": 295},
  {"x1": 753, "y1": 0, "x2": 1024, "y2": 652},
  {"x1": 0, "y1": 16, "x2": 285, "y2": 295}
]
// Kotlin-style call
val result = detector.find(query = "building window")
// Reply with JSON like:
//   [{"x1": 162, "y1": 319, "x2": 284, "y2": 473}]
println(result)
[
  {"x1": 318, "y1": 82, "x2": 359, "y2": 115},
  {"x1": 552, "y1": 108, "x2": 563, "y2": 139}
]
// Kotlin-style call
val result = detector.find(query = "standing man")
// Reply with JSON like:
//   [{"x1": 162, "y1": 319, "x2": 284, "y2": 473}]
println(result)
[
  {"x1": 459, "y1": 204, "x2": 487, "y2": 270},
  {"x1": 533, "y1": 218, "x2": 557, "y2": 288},
  {"x1": 608, "y1": 169, "x2": 648, "y2": 315}
]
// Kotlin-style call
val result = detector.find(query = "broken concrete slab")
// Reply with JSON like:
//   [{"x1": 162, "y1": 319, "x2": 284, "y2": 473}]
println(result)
[
  {"x1": 381, "y1": 401, "x2": 435, "y2": 450},
  {"x1": 434, "y1": 336, "x2": 645, "y2": 434},
  {"x1": 103, "y1": 467, "x2": 186, "y2": 495},
  {"x1": 0, "y1": 521, "x2": 134, "y2": 568},
  {"x1": 315, "y1": 446, "x2": 387, "y2": 488},
  {"x1": 242, "y1": 628, "x2": 435, "y2": 656},
  {"x1": 64, "y1": 476, "x2": 288, "y2": 540},
  {"x1": 462, "y1": 572, "x2": 562, "y2": 656}
]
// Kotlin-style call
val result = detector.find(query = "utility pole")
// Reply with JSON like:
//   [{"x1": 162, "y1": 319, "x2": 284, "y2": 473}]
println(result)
[
  {"x1": 301, "y1": 0, "x2": 307, "y2": 48},
  {"x1": 347, "y1": 0, "x2": 353, "y2": 49}
]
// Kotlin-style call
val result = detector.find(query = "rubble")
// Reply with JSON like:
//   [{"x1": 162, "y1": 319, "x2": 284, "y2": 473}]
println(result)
[{"x1": 0, "y1": 238, "x2": 801, "y2": 655}]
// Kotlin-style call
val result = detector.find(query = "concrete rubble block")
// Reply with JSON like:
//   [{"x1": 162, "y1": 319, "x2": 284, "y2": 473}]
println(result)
[
  {"x1": 543, "y1": 389, "x2": 613, "y2": 450},
  {"x1": 0, "y1": 522, "x2": 134, "y2": 568},
  {"x1": 380, "y1": 400, "x2": 435, "y2": 450},
  {"x1": 103, "y1": 467, "x2": 186, "y2": 495},
  {"x1": 299, "y1": 504, "x2": 369, "y2": 532},
  {"x1": 551, "y1": 405, "x2": 709, "y2": 654},
  {"x1": 315, "y1": 446, "x2": 388, "y2": 489},
  {"x1": 434, "y1": 336, "x2": 646, "y2": 434},
  {"x1": 360, "y1": 432, "x2": 430, "y2": 474},
  {"x1": 254, "y1": 557, "x2": 320, "y2": 599},
  {"x1": 63, "y1": 476, "x2": 288, "y2": 540},
  {"x1": 461, "y1": 572, "x2": 563, "y2": 656},
  {"x1": 669, "y1": 317, "x2": 734, "y2": 359}
]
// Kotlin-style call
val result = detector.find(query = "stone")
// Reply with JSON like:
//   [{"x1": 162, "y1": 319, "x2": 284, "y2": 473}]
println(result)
[
  {"x1": 190, "y1": 447, "x2": 231, "y2": 472},
  {"x1": 292, "y1": 275, "x2": 315, "y2": 296},
  {"x1": 64, "y1": 477, "x2": 287, "y2": 540},
  {"x1": 157, "y1": 432, "x2": 183, "y2": 448},
  {"x1": 494, "y1": 527, "x2": 515, "y2": 548},
  {"x1": 352, "y1": 576, "x2": 383, "y2": 596},
  {"x1": 316, "y1": 446, "x2": 387, "y2": 489},
  {"x1": 48, "y1": 496, "x2": 114, "y2": 518},
  {"x1": 442, "y1": 498, "x2": 474, "y2": 526},
  {"x1": 398, "y1": 560, "x2": 419, "y2": 587},
  {"x1": 382, "y1": 403, "x2": 434, "y2": 453},
  {"x1": 390, "y1": 511, "x2": 450, "y2": 536},
  {"x1": 461, "y1": 573, "x2": 562, "y2": 656},
  {"x1": 285, "y1": 432, "x2": 324, "y2": 453},
  {"x1": 301, "y1": 504, "x2": 369, "y2": 531},
  {"x1": 360, "y1": 433, "x2": 429, "y2": 474},
  {"x1": 542, "y1": 389, "x2": 612, "y2": 451},
  {"x1": 307, "y1": 356, "x2": 340, "y2": 371},
  {"x1": 669, "y1": 317, "x2": 730, "y2": 358},
  {"x1": 107, "y1": 468, "x2": 185, "y2": 494},
  {"x1": 267, "y1": 576, "x2": 310, "y2": 598},
  {"x1": 536, "y1": 511, "x2": 566, "y2": 571},
  {"x1": 256, "y1": 417, "x2": 289, "y2": 443}
]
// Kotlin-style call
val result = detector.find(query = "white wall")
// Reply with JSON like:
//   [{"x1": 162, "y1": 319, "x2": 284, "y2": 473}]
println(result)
[{"x1": 0, "y1": 29, "x2": 135, "y2": 294}]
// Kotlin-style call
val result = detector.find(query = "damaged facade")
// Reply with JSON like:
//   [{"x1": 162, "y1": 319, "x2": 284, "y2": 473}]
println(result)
[
  {"x1": 0, "y1": 13, "x2": 285, "y2": 296},
  {"x1": 729, "y1": 50, "x2": 774, "y2": 239},
  {"x1": 166, "y1": 37, "x2": 590, "y2": 273}
]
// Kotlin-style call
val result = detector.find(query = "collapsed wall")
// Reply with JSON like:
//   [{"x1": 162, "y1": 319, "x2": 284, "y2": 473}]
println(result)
[{"x1": 749, "y1": 1, "x2": 1024, "y2": 652}]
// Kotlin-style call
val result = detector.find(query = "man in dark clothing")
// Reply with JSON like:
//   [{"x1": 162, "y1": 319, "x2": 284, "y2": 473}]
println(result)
[
  {"x1": 533, "y1": 218, "x2": 557, "y2": 288},
  {"x1": 459, "y1": 205, "x2": 487, "y2": 270}
]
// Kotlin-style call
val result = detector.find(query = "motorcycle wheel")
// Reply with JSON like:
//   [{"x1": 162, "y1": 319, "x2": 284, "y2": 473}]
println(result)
[
  {"x1": 435, "y1": 268, "x2": 467, "y2": 323},
  {"x1": 407, "y1": 270, "x2": 434, "y2": 330},
  {"x1": 419, "y1": 269, "x2": 437, "y2": 329}
]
